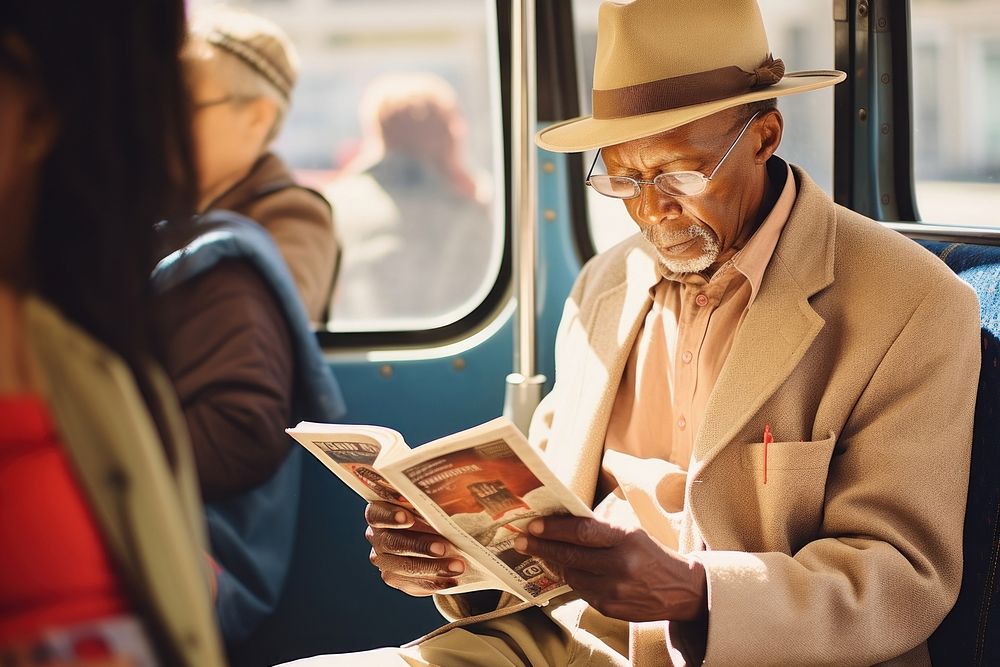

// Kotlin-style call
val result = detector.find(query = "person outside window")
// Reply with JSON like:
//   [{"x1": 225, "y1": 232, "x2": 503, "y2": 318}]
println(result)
[{"x1": 326, "y1": 72, "x2": 494, "y2": 325}]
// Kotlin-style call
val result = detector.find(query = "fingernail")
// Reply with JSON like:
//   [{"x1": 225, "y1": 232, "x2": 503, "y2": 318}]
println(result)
[
  {"x1": 514, "y1": 536, "x2": 528, "y2": 552},
  {"x1": 429, "y1": 542, "x2": 446, "y2": 556},
  {"x1": 394, "y1": 510, "x2": 407, "y2": 524},
  {"x1": 447, "y1": 560, "x2": 465, "y2": 573},
  {"x1": 528, "y1": 520, "x2": 544, "y2": 535}
]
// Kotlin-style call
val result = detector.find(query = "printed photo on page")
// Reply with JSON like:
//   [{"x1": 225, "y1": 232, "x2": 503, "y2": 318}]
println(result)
[
  {"x1": 302, "y1": 435, "x2": 413, "y2": 509},
  {"x1": 398, "y1": 439, "x2": 567, "y2": 599}
]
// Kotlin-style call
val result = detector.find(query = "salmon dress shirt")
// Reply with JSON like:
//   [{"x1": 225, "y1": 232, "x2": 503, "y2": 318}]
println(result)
[{"x1": 597, "y1": 161, "x2": 797, "y2": 549}]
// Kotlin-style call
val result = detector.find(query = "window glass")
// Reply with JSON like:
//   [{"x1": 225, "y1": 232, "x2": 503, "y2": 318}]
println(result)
[
  {"x1": 571, "y1": 0, "x2": 835, "y2": 253},
  {"x1": 188, "y1": 0, "x2": 505, "y2": 331},
  {"x1": 912, "y1": 0, "x2": 1000, "y2": 226}
]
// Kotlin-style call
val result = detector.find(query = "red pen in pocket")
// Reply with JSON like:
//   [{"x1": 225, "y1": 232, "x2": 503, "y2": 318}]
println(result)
[{"x1": 763, "y1": 424, "x2": 773, "y2": 485}]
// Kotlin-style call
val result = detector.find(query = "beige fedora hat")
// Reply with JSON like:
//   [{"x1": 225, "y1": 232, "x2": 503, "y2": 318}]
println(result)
[{"x1": 536, "y1": 0, "x2": 846, "y2": 153}]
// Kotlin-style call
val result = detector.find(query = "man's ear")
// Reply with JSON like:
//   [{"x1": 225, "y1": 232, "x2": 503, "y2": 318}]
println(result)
[
  {"x1": 754, "y1": 109, "x2": 783, "y2": 165},
  {"x1": 246, "y1": 96, "x2": 278, "y2": 145}
]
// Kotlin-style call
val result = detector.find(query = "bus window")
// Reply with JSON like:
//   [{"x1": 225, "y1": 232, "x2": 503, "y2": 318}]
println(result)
[
  {"x1": 188, "y1": 0, "x2": 505, "y2": 333},
  {"x1": 912, "y1": 0, "x2": 1000, "y2": 226},
  {"x1": 572, "y1": 0, "x2": 835, "y2": 253}
]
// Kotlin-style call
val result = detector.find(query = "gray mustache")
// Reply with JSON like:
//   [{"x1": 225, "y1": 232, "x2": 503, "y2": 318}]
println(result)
[{"x1": 642, "y1": 224, "x2": 705, "y2": 247}]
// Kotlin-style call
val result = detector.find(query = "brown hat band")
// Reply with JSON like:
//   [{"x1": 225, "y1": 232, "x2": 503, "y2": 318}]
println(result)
[{"x1": 592, "y1": 55, "x2": 785, "y2": 120}]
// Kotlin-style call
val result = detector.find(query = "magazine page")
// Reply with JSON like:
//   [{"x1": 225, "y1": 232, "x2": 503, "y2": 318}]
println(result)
[
  {"x1": 379, "y1": 416, "x2": 594, "y2": 605},
  {"x1": 287, "y1": 423, "x2": 413, "y2": 505},
  {"x1": 286, "y1": 422, "x2": 503, "y2": 595}
]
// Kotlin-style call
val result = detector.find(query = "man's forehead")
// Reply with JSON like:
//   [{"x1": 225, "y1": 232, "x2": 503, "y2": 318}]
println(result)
[{"x1": 604, "y1": 112, "x2": 736, "y2": 161}]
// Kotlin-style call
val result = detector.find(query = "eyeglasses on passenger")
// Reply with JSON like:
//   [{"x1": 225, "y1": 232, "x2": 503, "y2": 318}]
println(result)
[{"x1": 585, "y1": 110, "x2": 761, "y2": 199}]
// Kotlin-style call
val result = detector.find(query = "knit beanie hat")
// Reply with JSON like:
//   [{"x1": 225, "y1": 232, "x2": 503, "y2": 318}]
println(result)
[{"x1": 189, "y1": 5, "x2": 298, "y2": 102}]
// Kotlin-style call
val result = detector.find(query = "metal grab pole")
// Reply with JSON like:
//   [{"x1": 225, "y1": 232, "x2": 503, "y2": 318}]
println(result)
[{"x1": 503, "y1": 0, "x2": 546, "y2": 435}]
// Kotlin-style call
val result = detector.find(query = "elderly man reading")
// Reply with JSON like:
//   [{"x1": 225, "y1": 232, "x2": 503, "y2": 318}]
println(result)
[{"x1": 287, "y1": 0, "x2": 980, "y2": 665}]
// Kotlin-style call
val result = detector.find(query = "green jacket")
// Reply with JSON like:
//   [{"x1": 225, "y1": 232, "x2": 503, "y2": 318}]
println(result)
[{"x1": 26, "y1": 296, "x2": 226, "y2": 666}]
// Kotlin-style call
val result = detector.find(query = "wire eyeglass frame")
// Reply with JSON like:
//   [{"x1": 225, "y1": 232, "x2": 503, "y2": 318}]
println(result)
[{"x1": 585, "y1": 110, "x2": 762, "y2": 199}]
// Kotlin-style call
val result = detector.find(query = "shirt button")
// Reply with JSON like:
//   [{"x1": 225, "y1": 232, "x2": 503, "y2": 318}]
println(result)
[
  {"x1": 682, "y1": 351, "x2": 693, "y2": 364},
  {"x1": 677, "y1": 417, "x2": 687, "y2": 430},
  {"x1": 695, "y1": 293, "x2": 709, "y2": 307}
]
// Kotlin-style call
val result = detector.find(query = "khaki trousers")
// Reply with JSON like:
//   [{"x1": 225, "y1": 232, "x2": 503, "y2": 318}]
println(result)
[{"x1": 279, "y1": 596, "x2": 632, "y2": 667}]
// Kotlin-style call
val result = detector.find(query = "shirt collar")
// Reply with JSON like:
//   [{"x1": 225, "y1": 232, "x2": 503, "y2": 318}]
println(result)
[
  {"x1": 653, "y1": 157, "x2": 796, "y2": 299},
  {"x1": 731, "y1": 157, "x2": 796, "y2": 303}
]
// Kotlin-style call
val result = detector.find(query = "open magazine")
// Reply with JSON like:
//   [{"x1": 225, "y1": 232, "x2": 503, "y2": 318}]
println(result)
[{"x1": 286, "y1": 416, "x2": 593, "y2": 606}]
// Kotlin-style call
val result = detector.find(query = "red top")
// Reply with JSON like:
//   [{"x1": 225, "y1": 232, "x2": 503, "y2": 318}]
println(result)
[{"x1": 0, "y1": 395, "x2": 131, "y2": 645}]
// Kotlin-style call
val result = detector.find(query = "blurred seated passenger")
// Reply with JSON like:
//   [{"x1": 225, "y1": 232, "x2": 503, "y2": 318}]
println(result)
[
  {"x1": 0, "y1": 2, "x2": 224, "y2": 665},
  {"x1": 153, "y1": 210, "x2": 345, "y2": 649},
  {"x1": 327, "y1": 73, "x2": 495, "y2": 325},
  {"x1": 153, "y1": 6, "x2": 346, "y2": 647},
  {"x1": 184, "y1": 5, "x2": 337, "y2": 322}
]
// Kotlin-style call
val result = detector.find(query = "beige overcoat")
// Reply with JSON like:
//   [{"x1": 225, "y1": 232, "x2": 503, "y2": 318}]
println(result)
[{"x1": 436, "y1": 167, "x2": 981, "y2": 666}]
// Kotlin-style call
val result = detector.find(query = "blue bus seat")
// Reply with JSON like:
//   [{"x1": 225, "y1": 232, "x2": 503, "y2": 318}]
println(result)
[{"x1": 920, "y1": 241, "x2": 1000, "y2": 666}]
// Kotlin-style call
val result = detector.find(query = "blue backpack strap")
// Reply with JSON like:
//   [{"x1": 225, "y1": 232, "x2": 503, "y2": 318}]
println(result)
[
  {"x1": 152, "y1": 212, "x2": 346, "y2": 645},
  {"x1": 153, "y1": 211, "x2": 345, "y2": 420}
]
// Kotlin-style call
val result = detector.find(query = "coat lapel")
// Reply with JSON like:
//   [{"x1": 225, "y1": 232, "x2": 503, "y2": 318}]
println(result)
[
  {"x1": 557, "y1": 240, "x2": 660, "y2": 504},
  {"x1": 693, "y1": 167, "x2": 837, "y2": 470}
]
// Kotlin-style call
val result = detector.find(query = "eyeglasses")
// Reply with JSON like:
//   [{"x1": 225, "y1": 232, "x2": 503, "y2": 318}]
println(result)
[
  {"x1": 585, "y1": 111, "x2": 761, "y2": 199},
  {"x1": 191, "y1": 95, "x2": 234, "y2": 111},
  {"x1": 190, "y1": 95, "x2": 256, "y2": 112}
]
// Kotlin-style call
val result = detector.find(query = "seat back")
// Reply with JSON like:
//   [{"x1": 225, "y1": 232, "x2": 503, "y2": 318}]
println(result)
[{"x1": 920, "y1": 241, "x2": 1000, "y2": 666}]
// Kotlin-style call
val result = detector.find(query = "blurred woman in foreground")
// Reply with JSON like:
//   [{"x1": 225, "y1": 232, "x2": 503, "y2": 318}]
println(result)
[{"x1": 0, "y1": 2, "x2": 224, "y2": 665}]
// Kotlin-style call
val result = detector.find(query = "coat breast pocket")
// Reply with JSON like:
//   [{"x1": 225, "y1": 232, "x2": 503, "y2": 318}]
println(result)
[
  {"x1": 737, "y1": 432, "x2": 838, "y2": 552},
  {"x1": 739, "y1": 432, "x2": 837, "y2": 471}
]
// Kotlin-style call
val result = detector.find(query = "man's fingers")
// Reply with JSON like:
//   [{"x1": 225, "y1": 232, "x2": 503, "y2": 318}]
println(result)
[
  {"x1": 366, "y1": 501, "x2": 415, "y2": 528},
  {"x1": 370, "y1": 550, "x2": 466, "y2": 579},
  {"x1": 365, "y1": 502, "x2": 443, "y2": 535},
  {"x1": 366, "y1": 526, "x2": 459, "y2": 559},
  {"x1": 367, "y1": 526, "x2": 467, "y2": 597},
  {"x1": 370, "y1": 548, "x2": 465, "y2": 597},
  {"x1": 515, "y1": 535, "x2": 608, "y2": 574},
  {"x1": 526, "y1": 516, "x2": 630, "y2": 548},
  {"x1": 380, "y1": 571, "x2": 460, "y2": 597}
]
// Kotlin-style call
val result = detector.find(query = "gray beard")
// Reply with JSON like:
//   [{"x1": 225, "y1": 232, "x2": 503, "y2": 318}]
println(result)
[{"x1": 642, "y1": 224, "x2": 721, "y2": 274}]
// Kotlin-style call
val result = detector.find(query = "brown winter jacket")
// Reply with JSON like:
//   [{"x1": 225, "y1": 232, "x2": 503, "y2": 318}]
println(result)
[
  {"x1": 209, "y1": 152, "x2": 338, "y2": 322},
  {"x1": 158, "y1": 259, "x2": 294, "y2": 501}
]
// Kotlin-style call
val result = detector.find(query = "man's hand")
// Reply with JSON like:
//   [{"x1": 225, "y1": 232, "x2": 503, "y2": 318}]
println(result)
[
  {"x1": 514, "y1": 516, "x2": 708, "y2": 623},
  {"x1": 365, "y1": 501, "x2": 467, "y2": 597}
]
